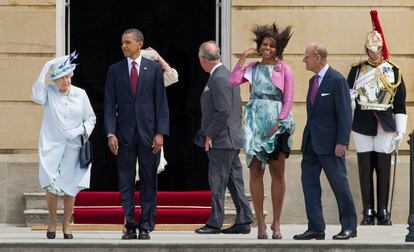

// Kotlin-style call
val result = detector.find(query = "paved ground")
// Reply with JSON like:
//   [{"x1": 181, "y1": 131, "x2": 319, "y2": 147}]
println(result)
[{"x1": 0, "y1": 224, "x2": 413, "y2": 244}]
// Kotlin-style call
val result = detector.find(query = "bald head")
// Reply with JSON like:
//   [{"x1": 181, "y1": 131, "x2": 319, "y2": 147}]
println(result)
[
  {"x1": 199, "y1": 41, "x2": 221, "y2": 61},
  {"x1": 198, "y1": 41, "x2": 221, "y2": 73},
  {"x1": 308, "y1": 43, "x2": 328, "y2": 60},
  {"x1": 303, "y1": 43, "x2": 328, "y2": 73}
]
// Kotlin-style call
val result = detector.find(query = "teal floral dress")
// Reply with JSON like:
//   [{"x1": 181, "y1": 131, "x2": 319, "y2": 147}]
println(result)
[{"x1": 244, "y1": 64, "x2": 295, "y2": 168}]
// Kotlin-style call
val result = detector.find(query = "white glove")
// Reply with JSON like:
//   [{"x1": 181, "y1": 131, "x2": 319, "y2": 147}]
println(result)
[
  {"x1": 392, "y1": 132, "x2": 404, "y2": 149},
  {"x1": 350, "y1": 89, "x2": 358, "y2": 100},
  {"x1": 63, "y1": 126, "x2": 84, "y2": 140},
  {"x1": 395, "y1": 113, "x2": 407, "y2": 135},
  {"x1": 38, "y1": 59, "x2": 57, "y2": 83}
]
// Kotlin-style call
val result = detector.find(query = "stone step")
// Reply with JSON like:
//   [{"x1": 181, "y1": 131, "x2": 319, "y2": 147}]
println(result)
[
  {"x1": 24, "y1": 192, "x2": 256, "y2": 210},
  {"x1": 224, "y1": 192, "x2": 253, "y2": 209},
  {"x1": 24, "y1": 208, "x2": 264, "y2": 228},
  {"x1": 23, "y1": 193, "x2": 64, "y2": 210},
  {"x1": 23, "y1": 192, "x2": 265, "y2": 227},
  {"x1": 23, "y1": 209, "x2": 66, "y2": 227},
  {"x1": 31, "y1": 223, "x2": 210, "y2": 231},
  {"x1": 0, "y1": 225, "x2": 412, "y2": 252}
]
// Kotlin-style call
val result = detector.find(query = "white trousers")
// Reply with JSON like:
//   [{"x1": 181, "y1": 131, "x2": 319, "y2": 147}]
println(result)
[{"x1": 352, "y1": 124, "x2": 394, "y2": 154}]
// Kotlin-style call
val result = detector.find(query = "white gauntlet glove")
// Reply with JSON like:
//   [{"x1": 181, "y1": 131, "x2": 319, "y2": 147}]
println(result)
[
  {"x1": 392, "y1": 132, "x2": 404, "y2": 149},
  {"x1": 350, "y1": 89, "x2": 358, "y2": 111},
  {"x1": 38, "y1": 59, "x2": 57, "y2": 83},
  {"x1": 393, "y1": 113, "x2": 408, "y2": 149},
  {"x1": 350, "y1": 89, "x2": 358, "y2": 100},
  {"x1": 63, "y1": 126, "x2": 84, "y2": 140}
]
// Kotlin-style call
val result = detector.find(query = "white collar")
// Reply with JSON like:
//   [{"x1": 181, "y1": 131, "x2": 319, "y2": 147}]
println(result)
[
  {"x1": 210, "y1": 63, "x2": 223, "y2": 75},
  {"x1": 127, "y1": 54, "x2": 142, "y2": 67},
  {"x1": 317, "y1": 64, "x2": 329, "y2": 79}
]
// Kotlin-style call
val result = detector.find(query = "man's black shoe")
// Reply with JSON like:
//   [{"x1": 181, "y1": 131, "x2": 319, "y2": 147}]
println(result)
[
  {"x1": 121, "y1": 229, "x2": 137, "y2": 240},
  {"x1": 360, "y1": 215, "x2": 375, "y2": 225},
  {"x1": 332, "y1": 229, "x2": 357, "y2": 240},
  {"x1": 195, "y1": 225, "x2": 221, "y2": 234},
  {"x1": 377, "y1": 209, "x2": 392, "y2": 225},
  {"x1": 293, "y1": 230, "x2": 325, "y2": 240},
  {"x1": 221, "y1": 224, "x2": 251, "y2": 234},
  {"x1": 138, "y1": 229, "x2": 150, "y2": 240},
  {"x1": 360, "y1": 209, "x2": 375, "y2": 225}
]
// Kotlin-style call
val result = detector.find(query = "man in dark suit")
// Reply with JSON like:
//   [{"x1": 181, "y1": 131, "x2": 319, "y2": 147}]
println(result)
[
  {"x1": 293, "y1": 43, "x2": 357, "y2": 240},
  {"x1": 104, "y1": 28, "x2": 169, "y2": 240},
  {"x1": 194, "y1": 41, "x2": 253, "y2": 234}
]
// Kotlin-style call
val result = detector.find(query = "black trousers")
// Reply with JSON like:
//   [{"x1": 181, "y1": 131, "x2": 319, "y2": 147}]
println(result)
[
  {"x1": 301, "y1": 138, "x2": 357, "y2": 231},
  {"x1": 117, "y1": 132, "x2": 160, "y2": 231}
]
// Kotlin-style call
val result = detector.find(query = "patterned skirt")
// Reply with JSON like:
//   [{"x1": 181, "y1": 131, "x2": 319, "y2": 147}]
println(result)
[{"x1": 244, "y1": 98, "x2": 295, "y2": 169}]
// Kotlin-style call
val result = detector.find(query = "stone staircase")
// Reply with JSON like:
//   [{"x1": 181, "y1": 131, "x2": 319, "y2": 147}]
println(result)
[
  {"x1": 23, "y1": 192, "x2": 264, "y2": 228},
  {"x1": 23, "y1": 193, "x2": 65, "y2": 227}
]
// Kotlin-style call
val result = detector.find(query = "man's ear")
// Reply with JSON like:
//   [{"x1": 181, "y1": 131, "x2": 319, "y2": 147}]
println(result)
[
  {"x1": 138, "y1": 40, "x2": 144, "y2": 48},
  {"x1": 316, "y1": 54, "x2": 321, "y2": 62}
]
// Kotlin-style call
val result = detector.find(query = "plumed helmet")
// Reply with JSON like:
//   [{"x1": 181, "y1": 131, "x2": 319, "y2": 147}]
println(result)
[{"x1": 366, "y1": 10, "x2": 388, "y2": 60}]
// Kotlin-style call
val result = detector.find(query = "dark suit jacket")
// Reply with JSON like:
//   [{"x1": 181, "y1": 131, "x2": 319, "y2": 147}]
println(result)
[
  {"x1": 104, "y1": 57, "x2": 169, "y2": 146},
  {"x1": 195, "y1": 65, "x2": 243, "y2": 150},
  {"x1": 301, "y1": 66, "x2": 352, "y2": 155}
]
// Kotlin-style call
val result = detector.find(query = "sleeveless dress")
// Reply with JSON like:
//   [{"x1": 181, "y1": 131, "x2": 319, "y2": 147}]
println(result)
[{"x1": 244, "y1": 64, "x2": 295, "y2": 168}]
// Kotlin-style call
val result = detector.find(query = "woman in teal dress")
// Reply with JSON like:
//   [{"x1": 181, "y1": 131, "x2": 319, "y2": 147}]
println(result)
[{"x1": 229, "y1": 23, "x2": 295, "y2": 239}]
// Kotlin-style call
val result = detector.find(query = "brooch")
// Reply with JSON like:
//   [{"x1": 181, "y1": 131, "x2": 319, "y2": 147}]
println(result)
[{"x1": 273, "y1": 61, "x2": 281, "y2": 72}]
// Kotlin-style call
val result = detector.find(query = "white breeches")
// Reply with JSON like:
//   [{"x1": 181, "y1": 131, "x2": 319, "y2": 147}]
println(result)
[{"x1": 352, "y1": 124, "x2": 394, "y2": 154}]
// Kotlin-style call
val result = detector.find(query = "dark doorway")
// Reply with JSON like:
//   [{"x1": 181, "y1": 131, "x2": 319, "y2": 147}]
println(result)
[{"x1": 70, "y1": 0, "x2": 215, "y2": 191}]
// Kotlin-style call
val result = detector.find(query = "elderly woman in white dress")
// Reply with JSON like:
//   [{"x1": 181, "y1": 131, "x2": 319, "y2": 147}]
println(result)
[{"x1": 31, "y1": 53, "x2": 96, "y2": 239}]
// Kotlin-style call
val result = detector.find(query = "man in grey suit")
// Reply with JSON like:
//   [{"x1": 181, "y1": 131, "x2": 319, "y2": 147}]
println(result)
[{"x1": 194, "y1": 41, "x2": 253, "y2": 234}]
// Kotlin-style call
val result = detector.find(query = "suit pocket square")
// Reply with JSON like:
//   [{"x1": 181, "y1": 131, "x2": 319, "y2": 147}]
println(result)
[
  {"x1": 204, "y1": 86, "x2": 210, "y2": 92},
  {"x1": 321, "y1": 93, "x2": 330, "y2": 96}
]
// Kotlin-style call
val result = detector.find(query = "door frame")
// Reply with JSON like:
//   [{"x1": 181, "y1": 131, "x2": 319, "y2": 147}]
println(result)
[
  {"x1": 56, "y1": 0, "x2": 68, "y2": 56},
  {"x1": 56, "y1": 0, "x2": 231, "y2": 66},
  {"x1": 217, "y1": 0, "x2": 231, "y2": 68}
]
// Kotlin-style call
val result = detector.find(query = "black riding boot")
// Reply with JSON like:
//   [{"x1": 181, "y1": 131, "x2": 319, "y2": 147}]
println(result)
[
  {"x1": 376, "y1": 152, "x2": 392, "y2": 225},
  {"x1": 357, "y1": 152, "x2": 375, "y2": 225}
]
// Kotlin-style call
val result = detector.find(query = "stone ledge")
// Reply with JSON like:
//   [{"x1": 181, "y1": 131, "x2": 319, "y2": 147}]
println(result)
[
  {"x1": 0, "y1": 154, "x2": 38, "y2": 163},
  {"x1": 23, "y1": 209, "x2": 65, "y2": 227},
  {"x1": 23, "y1": 193, "x2": 64, "y2": 210}
]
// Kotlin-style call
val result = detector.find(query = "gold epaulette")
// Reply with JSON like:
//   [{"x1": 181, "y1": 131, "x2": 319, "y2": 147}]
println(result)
[
  {"x1": 386, "y1": 60, "x2": 400, "y2": 71},
  {"x1": 351, "y1": 61, "x2": 367, "y2": 67},
  {"x1": 385, "y1": 60, "x2": 402, "y2": 87}
]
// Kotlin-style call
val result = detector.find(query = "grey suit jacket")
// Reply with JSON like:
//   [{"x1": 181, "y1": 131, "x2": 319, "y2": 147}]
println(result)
[{"x1": 195, "y1": 64, "x2": 243, "y2": 150}]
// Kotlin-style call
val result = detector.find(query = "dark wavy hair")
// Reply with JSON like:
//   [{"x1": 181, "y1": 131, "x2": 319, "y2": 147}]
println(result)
[{"x1": 252, "y1": 23, "x2": 293, "y2": 60}]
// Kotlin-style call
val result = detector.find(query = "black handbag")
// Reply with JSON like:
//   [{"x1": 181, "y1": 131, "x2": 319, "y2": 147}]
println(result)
[{"x1": 80, "y1": 134, "x2": 93, "y2": 169}]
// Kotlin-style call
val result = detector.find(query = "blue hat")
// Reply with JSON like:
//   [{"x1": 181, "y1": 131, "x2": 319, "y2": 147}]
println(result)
[{"x1": 49, "y1": 51, "x2": 78, "y2": 80}]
